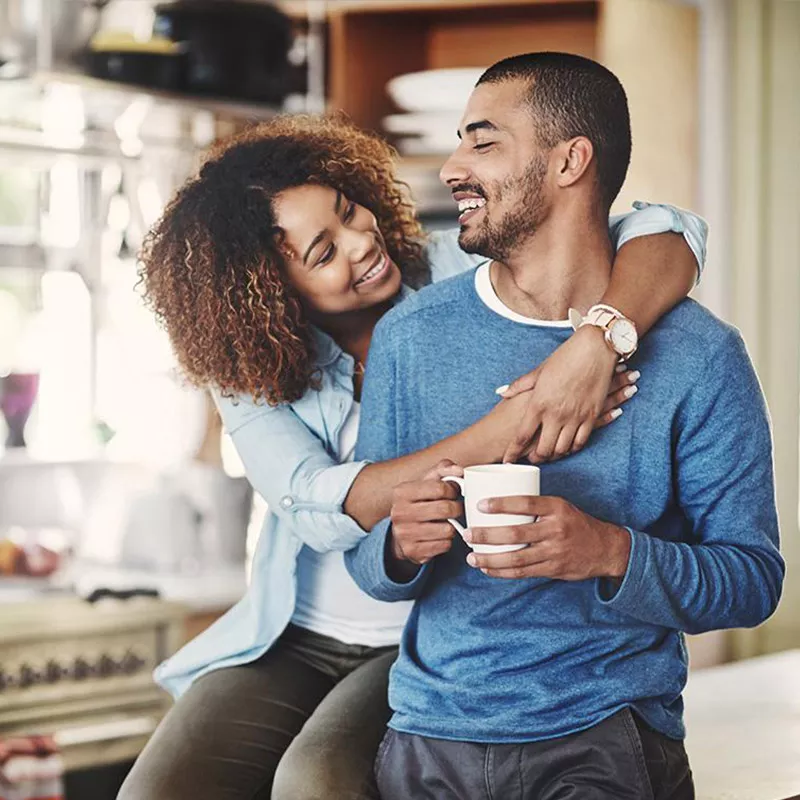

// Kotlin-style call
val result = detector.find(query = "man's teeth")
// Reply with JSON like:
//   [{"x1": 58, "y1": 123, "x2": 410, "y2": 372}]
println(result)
[{"x1": 457, "y1": 197, "x2": 486, "y2": 213}]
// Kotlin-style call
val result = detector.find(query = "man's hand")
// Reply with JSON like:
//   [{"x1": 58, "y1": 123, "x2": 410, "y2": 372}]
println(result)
[
  {"x1": 388, "y1": 461, "x2": 464, "y2": 580},
  {"x1": 501, "y1": 325, "x2": 637, "y2": 464},
  {"x1": 463, "y1": 495, "x2": 631, "y2": 581}
]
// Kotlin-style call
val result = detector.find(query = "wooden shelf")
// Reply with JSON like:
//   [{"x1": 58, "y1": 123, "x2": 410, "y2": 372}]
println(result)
[
  {"x1": 280, "y1": 0, "x2": 588, "y2": 17},
  {"x1": 36, "y1": 70, "x2": 282, "y2": 122}
]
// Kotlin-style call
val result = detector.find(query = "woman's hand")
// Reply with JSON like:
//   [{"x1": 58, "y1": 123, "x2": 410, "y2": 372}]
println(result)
[{"x1": 500, "y1": 325, "x2": 640, "y2": 464}]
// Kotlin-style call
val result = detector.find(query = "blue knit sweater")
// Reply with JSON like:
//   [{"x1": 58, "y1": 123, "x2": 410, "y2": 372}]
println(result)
[{"x1": 345, "y1": 267, "x2": 784, "y2": 744}]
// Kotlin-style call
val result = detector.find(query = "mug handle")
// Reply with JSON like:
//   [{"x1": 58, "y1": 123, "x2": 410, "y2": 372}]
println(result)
[{"x1": 441, "y1": 476, "x2": 467, "y2": 536}]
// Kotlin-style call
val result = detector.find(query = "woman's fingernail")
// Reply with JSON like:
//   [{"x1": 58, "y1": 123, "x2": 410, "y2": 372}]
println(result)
[
  {"x1": 615, "y1": 364, "x2": 627, "y2": 374},
  {"x1": 466, "y1": 553, "x2": 477, "y2": 566},
  {"x1": 462, "y1": 528, "x2": 473, "y2": 542},
  {"x1": 495, "y1": 384, "x2": 510, "y2": 396},
  {"x1": 477, "y1": 499, "x2": 490, "y2": 512},
  {"x1": 624, "y1": 385, "x2": 638, "y2": 398},
  {"x1": 610, "y1": 408, "x2": 623, "y2": 420},
  {"x1": 627, "y1": 370, "x2": 641, "y2": 383}
]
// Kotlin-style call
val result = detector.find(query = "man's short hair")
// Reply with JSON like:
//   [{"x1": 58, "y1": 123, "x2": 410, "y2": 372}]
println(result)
[{"x1": 478, "y1": 52, "x2": 632, "y2": 209}]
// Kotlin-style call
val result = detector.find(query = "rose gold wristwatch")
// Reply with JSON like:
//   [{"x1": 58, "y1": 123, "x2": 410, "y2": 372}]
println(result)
[{"x1": 574, "y1": 303, "x2": 639, "y2": 360}]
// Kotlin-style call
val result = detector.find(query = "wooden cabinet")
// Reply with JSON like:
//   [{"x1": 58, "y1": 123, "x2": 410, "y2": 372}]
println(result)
[
  {"x1": 282, "y1": 0, "x2": 700, "y2": 214},
  {"x1": 326, "y1": 1, "x2": 599, "y2": 134}
]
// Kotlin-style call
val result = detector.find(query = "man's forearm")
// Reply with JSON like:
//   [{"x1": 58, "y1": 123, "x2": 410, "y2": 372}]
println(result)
[{"x1": 604, "y1": 233, "x2": 696, "y2": 334}]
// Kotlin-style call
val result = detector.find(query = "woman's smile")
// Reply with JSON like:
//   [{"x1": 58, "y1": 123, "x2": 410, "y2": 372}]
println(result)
[{"x1": 354, "y1": 252, "x2": 391, "y2": 290}]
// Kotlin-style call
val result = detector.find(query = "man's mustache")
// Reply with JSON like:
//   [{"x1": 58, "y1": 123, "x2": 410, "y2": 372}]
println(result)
[{"x1": 451, "y1": 183, "x2": 487, "y2": 198}]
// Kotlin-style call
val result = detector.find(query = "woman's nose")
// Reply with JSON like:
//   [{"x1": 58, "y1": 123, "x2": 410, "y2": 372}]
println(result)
[{"x1": 344, "y1": 227, "x2": 376, "y2": 264}]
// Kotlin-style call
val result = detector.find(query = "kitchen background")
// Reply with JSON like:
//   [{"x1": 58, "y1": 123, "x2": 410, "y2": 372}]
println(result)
[{"x1": 0, "y1": 1, "x2": 797, "y2": 799}]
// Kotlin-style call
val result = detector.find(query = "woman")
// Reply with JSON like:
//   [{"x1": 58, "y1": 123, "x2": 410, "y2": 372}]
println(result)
[{"x1": 119, "y1": 114, "x2": 706, "y2": 800}]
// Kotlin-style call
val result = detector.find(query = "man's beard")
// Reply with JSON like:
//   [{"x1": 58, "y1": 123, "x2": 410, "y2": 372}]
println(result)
[{"x1": 458, "y1": 156, "x2": 548, "y2": 263}]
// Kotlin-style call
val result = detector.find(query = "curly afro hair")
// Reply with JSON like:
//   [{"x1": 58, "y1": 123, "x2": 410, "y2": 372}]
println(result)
[{"x1": 138, "y1": 113, "x2": 428, "y2": 406}]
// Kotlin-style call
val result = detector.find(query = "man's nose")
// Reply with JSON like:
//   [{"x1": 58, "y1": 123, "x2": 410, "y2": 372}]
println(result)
[{"x1": 440, "y1": 147, "x2": 470, "y2": 187}]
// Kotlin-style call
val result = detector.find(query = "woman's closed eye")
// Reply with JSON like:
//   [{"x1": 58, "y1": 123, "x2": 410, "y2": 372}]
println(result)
[
  {"x1": 316, "y1": 243, "x2": 335, "y2": 266},
  {"x1": 343, "y1": 201, "x2": 356, "y2": 223}
]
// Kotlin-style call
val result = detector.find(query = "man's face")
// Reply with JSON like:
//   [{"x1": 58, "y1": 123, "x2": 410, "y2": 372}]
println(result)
[{"x1": 439, "y1": 79, "x2": 551, "y2": 262}]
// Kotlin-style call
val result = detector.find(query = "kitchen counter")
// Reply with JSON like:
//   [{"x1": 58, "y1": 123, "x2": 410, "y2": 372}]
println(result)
[
  {"x1": 73, "y1": 564, "x2": 247, "y2": 613},
  {"x1": 684, "y1": 649, "x2": 800, "y2": 800}
]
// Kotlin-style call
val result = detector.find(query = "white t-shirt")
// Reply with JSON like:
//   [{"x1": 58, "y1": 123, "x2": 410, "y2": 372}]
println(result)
[{"x1": 290, "y1": 401, "x2": 412, "y2": 647}]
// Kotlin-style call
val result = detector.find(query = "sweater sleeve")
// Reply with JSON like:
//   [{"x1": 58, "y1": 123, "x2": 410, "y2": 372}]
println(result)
[
  {"x1": 344, "y1": 317, "x2": 434, "y2": 601},
  {"x1": 596, "y1": 332, "x2": 785, "y2": 633}
]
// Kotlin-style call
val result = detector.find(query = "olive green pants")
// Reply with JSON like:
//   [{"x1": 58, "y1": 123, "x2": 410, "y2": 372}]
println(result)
[{"x1": 118, "y1": 624, "x2": 397, "y2": 800}]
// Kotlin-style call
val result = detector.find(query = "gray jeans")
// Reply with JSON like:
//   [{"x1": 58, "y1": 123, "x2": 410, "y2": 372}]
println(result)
[
  {"x1": 376, "y1": 708, "x2": 694, "y2": 800},
  {"x1": 118, "y1": 624, "x2": 396, "y2": 800}
]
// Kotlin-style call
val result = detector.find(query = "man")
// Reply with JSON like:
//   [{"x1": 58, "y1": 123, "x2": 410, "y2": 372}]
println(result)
[{"x1": 345, "y1": 52, "x2": 784, "y2": 799}]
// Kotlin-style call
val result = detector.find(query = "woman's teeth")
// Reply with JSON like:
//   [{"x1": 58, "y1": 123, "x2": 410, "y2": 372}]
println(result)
[{"x1": 356, "y1": 255, "x2": 386, "y2": 286}]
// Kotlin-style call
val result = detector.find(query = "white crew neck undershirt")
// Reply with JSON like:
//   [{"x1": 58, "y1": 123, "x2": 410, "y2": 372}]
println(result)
[{"x1": 474, "y1": 261, "x2": 573, "y2": 328}]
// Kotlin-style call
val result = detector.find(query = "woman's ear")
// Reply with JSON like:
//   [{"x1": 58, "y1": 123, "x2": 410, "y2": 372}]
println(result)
[{"x1": 555, "y1": 136, "x2": 594, "y2": 189}]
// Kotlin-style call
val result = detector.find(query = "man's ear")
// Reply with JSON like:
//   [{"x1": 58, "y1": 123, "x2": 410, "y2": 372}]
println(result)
[{"x1": 555, "y1": 136, "x2": 594, "y2": 189}]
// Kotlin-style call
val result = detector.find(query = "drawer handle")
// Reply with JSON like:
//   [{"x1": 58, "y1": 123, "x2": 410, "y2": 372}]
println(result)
[{"x1": 53, "y1": 716, "x2": 158, "y2": 747}]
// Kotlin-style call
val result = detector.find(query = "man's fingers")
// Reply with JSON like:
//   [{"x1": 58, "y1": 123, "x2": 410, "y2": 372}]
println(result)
[
  {"x1": 552, "y1": 422, "x2": 580, "y2": 459},
  {"x1": 467, "y1": 521, "x2": 552, "y2": 546},
  {"x1": 533, "y1": 419, "x2": 560, "y2": 462},
  {"x1": 500, "y1": 369, "x2": 538, "y2": 399},
  {"x1": 395, "y1": 478, "x2": 461, "y2": 503},
  {"x1": 477, "y1": 494, "x2": 557, "y2": 518},
  {"x1": 393, "y1": 499, "x2": 463, "y2": 523},
  {"x1": 571, "y1": 421, "x2": 594, "y2": 452},
  {"x1": 421, "y1": 459, "x2": 464, "y2": 482},
  {"x1": 396, "y1": 521, "x2": 455, "y2": 540},
  {"x1": 410, "y1": 539, "x2": 456, "y2": 564},
  {"x1": 474, "y1": 561, "x2": 554, "y2": 579},
  {"x1": 503, "y1": 406, "x2": 542, "y2": 463},
  {"x1": 466, "y1": 549, "x2": 553, "y2": 578}
]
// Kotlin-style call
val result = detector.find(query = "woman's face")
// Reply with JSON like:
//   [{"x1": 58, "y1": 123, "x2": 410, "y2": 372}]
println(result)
[{"x1": 275, "y1": 184, "x2": 402, "y2": 317}]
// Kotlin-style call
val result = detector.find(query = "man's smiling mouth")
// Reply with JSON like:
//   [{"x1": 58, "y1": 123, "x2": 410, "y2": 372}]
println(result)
[{"x1": 452, "y1": 190, "x2": 487, "y2": 224}]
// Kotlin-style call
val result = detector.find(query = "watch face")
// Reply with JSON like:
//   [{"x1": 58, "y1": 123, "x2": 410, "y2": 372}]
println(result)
[{"x1": 609, "y1": 318, "x2": 638, "y2": 355}]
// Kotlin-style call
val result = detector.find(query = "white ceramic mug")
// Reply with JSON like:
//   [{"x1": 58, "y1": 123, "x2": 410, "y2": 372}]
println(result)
[{"x1": 442, "y1": 463, "x2": 540, "y2": 554}]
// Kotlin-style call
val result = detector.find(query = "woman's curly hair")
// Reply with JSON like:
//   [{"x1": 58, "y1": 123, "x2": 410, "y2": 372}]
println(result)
[{"x1": 138, "y1": 113, "x2": 428, "y2": 406}]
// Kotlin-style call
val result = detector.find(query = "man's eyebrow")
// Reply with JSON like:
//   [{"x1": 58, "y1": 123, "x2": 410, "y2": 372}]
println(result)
[{"x1": 459, "y1": 120, "x2": 499, "y2": 139}]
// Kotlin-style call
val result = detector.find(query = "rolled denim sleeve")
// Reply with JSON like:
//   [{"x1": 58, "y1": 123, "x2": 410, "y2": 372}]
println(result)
[
  {"x1": 214, "y1": 390, "x2": 369, "y2": 553},
  {"x1": 609, "y1": 201, "x2": 708, "y2": 282}
]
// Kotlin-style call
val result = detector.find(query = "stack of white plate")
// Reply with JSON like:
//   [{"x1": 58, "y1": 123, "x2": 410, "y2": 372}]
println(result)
[{"x1": 383, "y1": 67, "x2": 485, "y2": 155}]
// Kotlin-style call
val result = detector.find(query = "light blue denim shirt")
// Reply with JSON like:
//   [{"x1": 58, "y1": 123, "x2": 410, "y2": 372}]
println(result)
[{"x1": 154, "y1": 203, "x2": 708, "y2": 698}]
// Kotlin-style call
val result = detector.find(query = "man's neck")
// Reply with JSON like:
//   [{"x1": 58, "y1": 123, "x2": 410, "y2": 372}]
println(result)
[{"x1": 491, "y1": 210, "x2": 614, "y2": 321}]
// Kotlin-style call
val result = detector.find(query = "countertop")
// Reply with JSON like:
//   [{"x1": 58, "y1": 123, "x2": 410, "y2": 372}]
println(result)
[
  {"x1": 684, "y1": 649, "x2": 800, "y2": 800},
  {"x1": 72, "y1": 563, "x2": 247, "y2": 612}
]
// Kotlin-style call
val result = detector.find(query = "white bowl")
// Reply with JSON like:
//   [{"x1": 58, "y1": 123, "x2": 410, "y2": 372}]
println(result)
[
  {"x1": 382, "y1": 112, "x2": 460, "y2": 136},
  {"x1": 386, "y1": 67, "x2": 485, "y2": 113}
]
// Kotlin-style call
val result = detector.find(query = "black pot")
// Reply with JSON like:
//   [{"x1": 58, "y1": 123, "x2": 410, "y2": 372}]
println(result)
[
  {"x1": 153, "y1": 0, "x2": 293, "y2": 103},
  {"x1": 87, "y1": 49, "x2": 184, "y2": 92}
]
